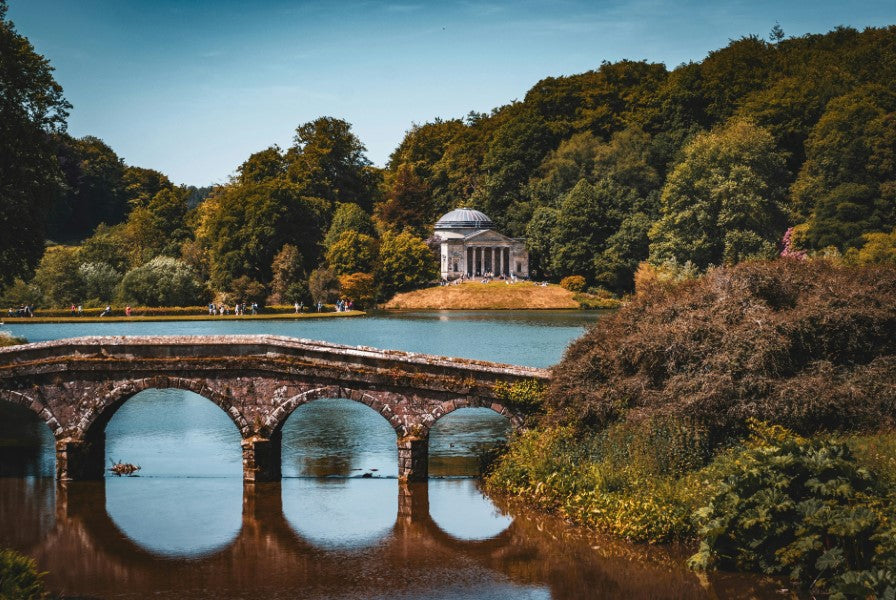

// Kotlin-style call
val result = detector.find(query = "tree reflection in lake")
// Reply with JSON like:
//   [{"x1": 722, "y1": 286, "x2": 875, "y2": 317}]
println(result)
[{"x1": 1, "y1": 478, "x2": 787, "y2": 599}]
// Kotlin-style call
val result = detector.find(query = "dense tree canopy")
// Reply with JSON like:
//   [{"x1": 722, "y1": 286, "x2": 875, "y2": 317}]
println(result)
[
  {"x1": 0, "y1": 1, "x2": 70, "y2": 286},
  {"x1": 286, "y1": 117, "x2": 380, "y2": 211},
  {"x1": 49, "y1": 135, "x2": 128, "y2": 241},
  {"x1": 649, "y1": 119, "x2": 787, "y2": 268},
  {"x1": 4, "y1": 21, "x2": 896, "y2": 306}
]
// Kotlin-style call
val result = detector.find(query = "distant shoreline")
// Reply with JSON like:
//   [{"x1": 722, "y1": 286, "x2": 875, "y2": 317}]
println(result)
[{"x1": 1, "y1": 311, "x2": 365, "y2": 324}]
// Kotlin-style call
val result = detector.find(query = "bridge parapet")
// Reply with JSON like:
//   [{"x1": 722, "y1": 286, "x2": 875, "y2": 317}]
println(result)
[{"x1": 0, "y1": 336, "x2": 551, "y2": 482}]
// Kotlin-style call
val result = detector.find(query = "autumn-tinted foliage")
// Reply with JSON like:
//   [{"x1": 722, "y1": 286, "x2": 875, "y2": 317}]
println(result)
[{"x1": 547, "y1": 259, "x2": 896, "y2": 433}]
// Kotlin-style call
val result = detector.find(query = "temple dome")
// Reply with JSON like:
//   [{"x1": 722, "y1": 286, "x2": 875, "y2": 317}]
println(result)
[{"x1": 435, "y1": 208, "x2": 495, "y2": 230}]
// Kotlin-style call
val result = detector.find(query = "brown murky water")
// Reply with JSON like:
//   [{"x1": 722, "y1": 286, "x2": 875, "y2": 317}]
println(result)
[{"x1": 0, "y1": 477, "x2": 787, "y2": 600}]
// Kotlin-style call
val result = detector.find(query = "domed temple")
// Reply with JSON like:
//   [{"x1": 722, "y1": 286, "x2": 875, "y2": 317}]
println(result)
[{"x1": 433, "y1": 208, "x2": 529, "y2": 281}]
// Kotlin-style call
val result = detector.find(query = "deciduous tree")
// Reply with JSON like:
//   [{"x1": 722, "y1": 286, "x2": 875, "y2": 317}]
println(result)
[
  {"x1": 0, "y1": 1, "x2": 70, "y2": 285},
  {"x1": 376, "y1": 231, "x2": 437, "y2": 299},
  {"x1": 649, "y1": 119, "x2": 787, "y2": 268},
  {"x1": 325, "y1": 230, "x2": 378, "y2": 275}
]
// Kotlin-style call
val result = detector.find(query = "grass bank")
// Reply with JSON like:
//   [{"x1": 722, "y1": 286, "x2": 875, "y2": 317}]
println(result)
[{"x1": 383, "y1": 280, "x2": 621, "y2": 310}]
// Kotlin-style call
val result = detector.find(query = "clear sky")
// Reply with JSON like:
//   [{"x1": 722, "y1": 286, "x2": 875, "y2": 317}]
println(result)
[{"x1": 8, "y1": 0, "x2": 895, "y2": 187}]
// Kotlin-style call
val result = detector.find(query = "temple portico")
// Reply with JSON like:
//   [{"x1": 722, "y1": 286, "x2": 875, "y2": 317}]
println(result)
[{"x1": 434, "y1": 208, "x2": 529, "y2": 280}]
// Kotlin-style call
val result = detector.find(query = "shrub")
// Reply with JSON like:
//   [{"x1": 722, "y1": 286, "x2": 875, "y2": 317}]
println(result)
[
  {"x1": 118, "y1": 256, "x2": 206, "y2": 307},
  {"x1": 690, "y1": 422, "x2": 896, "y2": 597},
  {"x1": 0, "y1": 548, "x2": 46, "y2": 600},
  {"x1": 572, "y1": 293, "x2": 623, "y2": 309},
  {"x1": 548, "y1": 259, "x2": 896, "y2": 434},
  {"x1": 559, "y1": 275, "x2": 586, "y2": 292},
  {"x1": 0, "y1": 332, "x2": 27, "y2": 347},
  {"x1": 493, "y1": 379, "x2": 546, "y2": 413},
  {"x1": 485, "y1": 418, "x2": 714, "y2": 543},
  {"x1": 632, "y1": 258, "x2": 700, "y2": 296}
]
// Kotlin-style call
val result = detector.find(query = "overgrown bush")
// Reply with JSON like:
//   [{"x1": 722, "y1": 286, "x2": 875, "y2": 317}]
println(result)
[
  {"x1": 493, "y1": 379, "x2": 546, "y2": 413},
  {"x1": 548, "y1": 259, "x2": 896, "y2": 434},
  {"x1": 559, "y1": 275, "x2": 586, "y2": 292},
  {"x1": 572, "y1": 292, "x2": 623, "y2": 309},
  {"x1": 0, "y1": 548, "x2": 46, "y2": 600},
  {"x1": 690, "y1": 422, "x2": 896, "y2": 598},
  {"x1": 485, "y1": 418, "x2": 715, "y2": 543}
]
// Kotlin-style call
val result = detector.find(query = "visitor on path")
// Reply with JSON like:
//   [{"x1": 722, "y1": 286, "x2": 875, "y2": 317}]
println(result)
[
  {"x1": 70, "y1": 304, "x2": 76, "y2": 315},
  {"x1": 294, "y1": 301, "x2": 300, "y2": 314},
  {"x1": 100, "y1": 306, "x2": 111, "y2": 317},
  {"x1": 125, "y1": 306, "x2": 131, "y2": 317},
  {"x1": 77, "y1": 304, "x2": 83, "y2": 315}
]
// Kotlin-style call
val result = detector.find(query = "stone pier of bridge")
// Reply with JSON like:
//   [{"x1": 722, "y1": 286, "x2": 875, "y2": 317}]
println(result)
[{"x1": 0, "y1": 335, "x2": 550, "y2": 482}]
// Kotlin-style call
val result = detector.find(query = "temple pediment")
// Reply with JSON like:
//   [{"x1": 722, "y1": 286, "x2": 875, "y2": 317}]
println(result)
[{"x1": 462, "y1": 229, "x2": 514, "y2": 243}]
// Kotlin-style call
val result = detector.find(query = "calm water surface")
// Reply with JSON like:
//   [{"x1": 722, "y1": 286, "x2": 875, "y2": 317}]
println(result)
[
  {"x1": 0, "y1": 311, "x2": 782, "y2": 598},
  {"x1": 3, "y1": 309, "x2": 598, "y2": 367}
]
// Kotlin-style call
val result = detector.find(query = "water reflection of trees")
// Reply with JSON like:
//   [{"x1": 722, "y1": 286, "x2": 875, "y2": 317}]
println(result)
[{"x1": 1, "y1": 478, "x2": 788, "y2": 599}]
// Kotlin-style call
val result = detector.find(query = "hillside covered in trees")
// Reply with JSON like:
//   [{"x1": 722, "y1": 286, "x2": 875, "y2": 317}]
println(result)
[{"x1": 2, "y1": 2, "x2": 895, "y2": 308}]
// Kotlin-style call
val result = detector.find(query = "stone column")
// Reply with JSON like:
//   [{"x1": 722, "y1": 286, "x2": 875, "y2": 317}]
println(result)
[
  {"x1": 497, "y1": 246, "x2": 503, "y2": 275},
  {"x1": 242, "y1": 432, "x2": 282, "y2": 482},
  {"x1": 477, "y1": 247, "x2": 483, "y2": 275},
  {"x1": 56, "y1": 435, "x2": 105, "y2": 481},
  {"x1": 397, "y1": 434, "x2": 428, "y2": 481}
]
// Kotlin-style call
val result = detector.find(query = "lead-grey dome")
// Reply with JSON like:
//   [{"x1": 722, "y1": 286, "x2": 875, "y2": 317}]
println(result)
[{"x1": 435, "y1": 208, "x2": 495, "y2": 230}]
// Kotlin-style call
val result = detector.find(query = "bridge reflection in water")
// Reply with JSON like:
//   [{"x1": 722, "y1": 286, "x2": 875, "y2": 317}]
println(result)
[
  {"x1": 0, "y1": 388, "x2": 789, "y2": 599},
  {"x1": 0, "y1": 476, "x2": 788, "y2": 600}
]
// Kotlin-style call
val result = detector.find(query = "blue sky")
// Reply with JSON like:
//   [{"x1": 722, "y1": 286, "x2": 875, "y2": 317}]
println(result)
[{"x1": 8, "y1": 0, "x2": 895, "y2": 186}]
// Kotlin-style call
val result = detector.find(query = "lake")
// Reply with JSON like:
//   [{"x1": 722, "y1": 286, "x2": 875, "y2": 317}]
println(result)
[{"x1": 0, "y1": 311, "x2": 781, "y2": 598}]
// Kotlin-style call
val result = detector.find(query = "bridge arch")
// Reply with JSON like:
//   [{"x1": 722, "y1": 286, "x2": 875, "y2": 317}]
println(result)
[
  {"x1": 422, "y1": 397, "x2": 523, "y2": 435},
  {"x1": 264, "y1": 385, "x2": 411, "y2": 438},
  {"x1": 0, "y1": 389, "x2": 62, "y2": 437},
  {"x1": 78, "y1": 376, "x2": 251, "y2": 440}
]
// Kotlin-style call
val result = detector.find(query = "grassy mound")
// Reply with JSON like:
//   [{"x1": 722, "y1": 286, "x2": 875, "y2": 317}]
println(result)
[
  {"x1": 383, "y1": 280, "x2": 619, "y2": 310},
  {"x1": 547, "y1": 259, "x2": 896, "y2": 434}
]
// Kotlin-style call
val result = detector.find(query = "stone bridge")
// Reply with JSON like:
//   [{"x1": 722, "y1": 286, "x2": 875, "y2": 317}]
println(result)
[{"x1": 0, "y1": 335, "x2": 550, "y2": 482}]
